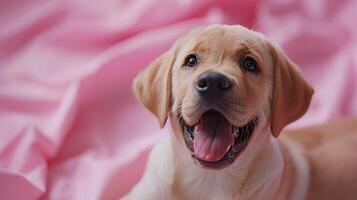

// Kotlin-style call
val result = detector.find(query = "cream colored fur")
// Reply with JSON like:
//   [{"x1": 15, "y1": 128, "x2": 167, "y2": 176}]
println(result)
[{"x1": 125, "y1": 24, "x2": 357, "y2": 200}]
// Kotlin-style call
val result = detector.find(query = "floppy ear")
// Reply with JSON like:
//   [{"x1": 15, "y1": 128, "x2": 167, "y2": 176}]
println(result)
[
  {"x1": 268, "y1": 43, "x2": 314, "y2": 137},
  {"x1": 133, "y1": 41, "x2": 180, "y2": 128}
]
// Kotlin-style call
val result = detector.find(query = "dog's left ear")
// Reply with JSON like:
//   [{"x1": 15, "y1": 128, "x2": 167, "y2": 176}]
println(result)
[
  {"x1": 268, "y1": 42, "x2": 314, "y2": 137},
  {"x1": 133, "y1": 40, "x2": 181, "y2": 128}
]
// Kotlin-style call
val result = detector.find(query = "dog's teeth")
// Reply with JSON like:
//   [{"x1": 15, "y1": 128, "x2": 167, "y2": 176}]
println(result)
[
  {"x1": 233, "y1": 127, "x2": 240, "y2": 139},
  {"x1": 233, "y1": 131, "x2": 239, "y2": 139}
]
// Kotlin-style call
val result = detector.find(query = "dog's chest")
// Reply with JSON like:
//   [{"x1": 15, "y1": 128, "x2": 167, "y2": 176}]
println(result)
[{"x1": 171, "y1": 170, "x2": 248, "y2": 200}]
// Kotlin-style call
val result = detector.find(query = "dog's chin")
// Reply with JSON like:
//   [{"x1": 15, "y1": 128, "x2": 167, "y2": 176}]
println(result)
[{"x1": 180, "y1": 109, "x2": 258, "y2": 170}]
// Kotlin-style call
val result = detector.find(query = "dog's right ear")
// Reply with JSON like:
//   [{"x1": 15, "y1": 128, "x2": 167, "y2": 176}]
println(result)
[{"x1": 133, "y1": 40, "x2": 181, "y2": 128}]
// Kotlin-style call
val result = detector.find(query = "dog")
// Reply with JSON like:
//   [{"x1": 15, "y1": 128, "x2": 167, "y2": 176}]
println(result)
[{"x1": 125, "y1": 24, "x2": 357, "y2": 200}]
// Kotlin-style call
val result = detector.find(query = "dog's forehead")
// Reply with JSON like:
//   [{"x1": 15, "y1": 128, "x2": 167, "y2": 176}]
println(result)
[{"x1": 182, "y1": 25, "x2": 267, "y2": 54}]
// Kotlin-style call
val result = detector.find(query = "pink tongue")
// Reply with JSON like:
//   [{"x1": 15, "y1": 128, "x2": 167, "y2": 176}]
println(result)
[{"x1": 194, "y1": 111, "x2": 233, "y2": 162}]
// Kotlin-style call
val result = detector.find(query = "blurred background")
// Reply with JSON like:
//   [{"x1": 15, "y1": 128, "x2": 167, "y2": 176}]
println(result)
[{"x1": 0, "y1": 0, "x2": 356, "y2": 199}]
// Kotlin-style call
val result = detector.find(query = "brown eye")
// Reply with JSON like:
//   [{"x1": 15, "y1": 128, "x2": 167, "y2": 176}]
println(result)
[
  {"x1": 242, "y1": 56, "x2": 259, "y2": 73},
  {"x1": 183, "y1": 54, "x2": 198, "y2": 68}
]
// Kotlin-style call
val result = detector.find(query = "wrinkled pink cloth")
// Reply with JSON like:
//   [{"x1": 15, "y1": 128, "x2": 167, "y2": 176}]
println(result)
[{"x1": 0, "y1": 0, "x2": 356, "y2": 199}]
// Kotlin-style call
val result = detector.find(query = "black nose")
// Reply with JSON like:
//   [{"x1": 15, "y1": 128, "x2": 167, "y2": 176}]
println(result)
[{"x1": 196, "y1": 72, "x2": 232, "y2": 94}]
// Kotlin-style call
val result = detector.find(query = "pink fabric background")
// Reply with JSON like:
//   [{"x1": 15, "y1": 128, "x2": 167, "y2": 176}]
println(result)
[{"x1": 0, "y1": 0, "x2": 356, "y2": 199}]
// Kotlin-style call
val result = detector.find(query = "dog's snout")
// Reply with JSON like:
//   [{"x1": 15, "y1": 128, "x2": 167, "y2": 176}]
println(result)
[{"x1": 196, "y1": 72, "x2": 232, "y2": 94}]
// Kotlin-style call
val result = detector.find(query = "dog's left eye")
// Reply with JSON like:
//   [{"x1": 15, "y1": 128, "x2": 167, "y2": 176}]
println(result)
[
  {"x1": 183, "y1": 54, "x2": 198, "y2": 68},
  {"x1": 242, "y1": 56, "x2": 259, "y2": 73}
]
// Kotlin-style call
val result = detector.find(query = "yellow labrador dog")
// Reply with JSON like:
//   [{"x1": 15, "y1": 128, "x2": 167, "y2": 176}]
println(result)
[{"x1": 126, "y1": 25, "x2": 357, "y2": 200}]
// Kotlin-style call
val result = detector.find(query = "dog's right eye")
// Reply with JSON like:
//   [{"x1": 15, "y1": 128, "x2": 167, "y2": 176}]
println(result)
[{"x1": 183, "y1": 54, "x2": 198, "y2": 68}]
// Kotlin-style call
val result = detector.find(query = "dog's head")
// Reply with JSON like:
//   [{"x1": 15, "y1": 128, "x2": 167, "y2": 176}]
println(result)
[{"x1": 133, "y1": 25, "x2": 313, "y2": 170}]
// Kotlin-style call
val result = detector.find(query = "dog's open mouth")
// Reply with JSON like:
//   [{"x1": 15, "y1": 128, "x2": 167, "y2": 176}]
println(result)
[{"x1": 181, "y1": 110, "x2": 258, "y2": 170}]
